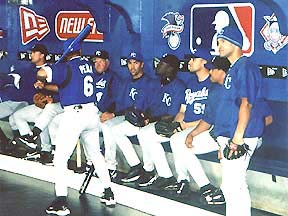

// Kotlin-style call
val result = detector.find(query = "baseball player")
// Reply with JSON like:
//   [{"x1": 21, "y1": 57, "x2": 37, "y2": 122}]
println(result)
[
  {"x1": 130, "y1": 54, "x2": 186, "y2": 189},
  {"x1": 168, "y1": 51, "x2": 225, "y2": 200},
  {"x1": 0, "y1": 80, "x2": 28, "y2": 153},
  {"x1": 45, "y1": 39, "x2": 115, "y2": 216},
  {"x1": 10, "y1": 44, "x2": 63, "y2": 163},
  {"x1": 110, "y1": 51, "x2": 155, "y2": 183},
  {"x1": 213, "y1": 26, "x2": 263, "y2": 216}
]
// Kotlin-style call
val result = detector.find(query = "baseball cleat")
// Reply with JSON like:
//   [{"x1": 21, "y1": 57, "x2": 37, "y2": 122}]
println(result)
[
  {"x1": 175, "y1": 180, "x2": 191, "y2": 198},
  {"x1": 149, "y1": 176, "x2": 178, "y2": 190},
  {"x1": 200, "y1": 184, "x2": 225, "y2": 205},
  {"x1": 46, "y1": 197, "x2": 70, "y2": 215},
  {"x1": 121, "y1": 165, "x2": 142, "y2": 183},
  {"x1": 17, "y1": 134, "x2": 38, "y2": 151},
  {"x1": 100, "y1": 187, "x2": 116, "y2": 207},
  {"x1": 136, "y1": 170, "x2": 157, "y2": 187}
]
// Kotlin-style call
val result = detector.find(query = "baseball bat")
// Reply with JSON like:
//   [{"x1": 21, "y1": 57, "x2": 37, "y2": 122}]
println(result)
[
  {"x1": 79, "y1": 164, "x2": 95, "y2": 195},
  {"x1": 55, "y1": 24, "x2": 92, "y2": 64},
  {"x1": 76, "y1": 139, "x2": 82, "y2": 168}
]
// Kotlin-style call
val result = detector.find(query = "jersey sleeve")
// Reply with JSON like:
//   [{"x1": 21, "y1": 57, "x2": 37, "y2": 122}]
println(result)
[
  {"x1": 51, "y1": 63, "x2": 68, "y2": 86},
  {"x1": 238, "y1": 61, "x2": 262, "y2": 105}
]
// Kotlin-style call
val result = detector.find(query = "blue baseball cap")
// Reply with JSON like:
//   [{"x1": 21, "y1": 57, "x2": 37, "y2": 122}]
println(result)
[
  {"x1": 217, "y1": 26, "x2": 243, "y2": 49},
  {"x1": 127, "y1": 51, "x2": 143, "y2": 62},
  {"x1": 63, "y1": 38, "x2": 81, "y2": 53},
  {"x1": 187, "y1": 48, "x2": 213, "y2": 62}
]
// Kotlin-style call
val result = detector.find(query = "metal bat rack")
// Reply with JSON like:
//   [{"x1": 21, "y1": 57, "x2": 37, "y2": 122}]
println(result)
[{"x1": 79, "y1": 164, "x2": 95, "y2": 195}]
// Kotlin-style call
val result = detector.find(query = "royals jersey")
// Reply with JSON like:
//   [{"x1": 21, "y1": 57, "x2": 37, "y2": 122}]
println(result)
[
  {"x1": 52, "y1": 57, "x2": 96, "y2": 106},
  {"x1": 214, "y1": 56, "x2": 263, "y2": 138},
  {"x1": 150, "y1": 78, "x2": 186, "y2": 118},
  {"x1": 184, "y1": 75, "x2": 212, "y2": 122}
]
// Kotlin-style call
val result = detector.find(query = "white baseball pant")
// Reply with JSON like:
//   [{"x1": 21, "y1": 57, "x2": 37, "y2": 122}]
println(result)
[
  {"x1": 217, "y1": 136, "x2": 258, "y2": 216},
  {"x1": 112, "y1": 120, "x2": 141, "y2": 168},
  {"x1": 53, "y1": 103, "x2": 111, "y2": 197},
  {"x1": 170, "y1": 127, "x2": 219, "y2": 186},
  {"x1": 137, "y1": 122, "x2": 173, "y2": 178}
]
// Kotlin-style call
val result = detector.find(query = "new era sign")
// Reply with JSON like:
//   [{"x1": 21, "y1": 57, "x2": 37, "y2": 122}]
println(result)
[
  {"x1": 55, "y1": 11, "x2": 104, "y2": 42},
  {"x1": 19, "y1": 6, "x2": 50, "y2": 45}
]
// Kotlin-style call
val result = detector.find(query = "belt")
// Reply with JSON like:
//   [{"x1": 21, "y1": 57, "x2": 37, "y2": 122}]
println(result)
[{"x1": 63, "y1": 102, "x2": 96, "y2": 111}]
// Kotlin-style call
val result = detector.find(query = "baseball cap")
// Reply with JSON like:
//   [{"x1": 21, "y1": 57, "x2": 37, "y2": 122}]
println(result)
[
  {"x1": 187, "y1": 48, "x2": 212, "y2": 62},
  {"x1": 211, "y1": 56, "x2": 231, "y2": 73},
  {"x1": 31, "y1": 44, "x2": 48, "y2": 56},
  {"x1": 161, "y1": 54, "x2": 180, "y2": 70},
  {"x1": 63, "y1": 38, "x2": 81, "y2": 53},
  {"x1": 94, "y1": 50, "x2": 109, "y2": 60},
  {"x1": 217, "y1": 26, "x2": 243, "y2": 48},
  {"x1": 127, "y1": 51, "x2": 143, "y2": 62}
]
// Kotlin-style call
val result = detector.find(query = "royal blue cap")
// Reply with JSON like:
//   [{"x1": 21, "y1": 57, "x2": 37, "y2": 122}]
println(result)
[{"x1": 127, "y1": 51, "x2": 143, "y2": 62}]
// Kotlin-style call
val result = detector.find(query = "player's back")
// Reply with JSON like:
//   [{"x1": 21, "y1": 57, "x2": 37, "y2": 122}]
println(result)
[{"x1": 56, "y1": 57, "x2": 96, "y2": 106}]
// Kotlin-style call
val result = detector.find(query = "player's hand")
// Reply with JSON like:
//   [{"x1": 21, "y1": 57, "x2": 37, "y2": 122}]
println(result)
[
  {"x1": 34, "y1": 80, "x2": 45, "y2": 89},
  {"x1": 185, "y1": 133, "x2": 193, "y2": 148},
  {"x1": 100, "y1": 112, "x2": 114, "y2": 123}
]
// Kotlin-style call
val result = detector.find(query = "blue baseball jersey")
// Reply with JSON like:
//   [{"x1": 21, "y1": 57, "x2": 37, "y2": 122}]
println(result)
[
  {"x1": 120, "y1": 74, "x2": 153, "y2": 112},
  {"x1": 184, "y1": 75, "x2": 212, "y2": 122},
  {"x1": 202, "y1": 83, "x2": 222, "y2": 125},
  {"x1": 0, "y1": 85, "x2": 20, "y2": 102},
  {"x1": 94, "y1": 70, "x2": 114, "y2": 112},
  {"x1": 52, "y1": 57, "x2": 96, "y2": 106},
  {"x1": 214, "y1": 56, "x2": 263, "y2": 138},
  {"x1": 149, "y1": 78, "x2": 186, "y2": 118}
]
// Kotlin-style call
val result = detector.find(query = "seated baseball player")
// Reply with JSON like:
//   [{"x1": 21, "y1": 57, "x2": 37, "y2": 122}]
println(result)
[
  {"x1": 108, "y1": 50, "x2": 156, "y2": 183},
  {"x1": 0, "y1": 73, "x2": 28, "y2": 155},
  {"x1": 121, "y1": 54, "x2": 186, "y2": 189},
  {"x1": 170, "y1": 55, "x2": 229, "y2": 202}
]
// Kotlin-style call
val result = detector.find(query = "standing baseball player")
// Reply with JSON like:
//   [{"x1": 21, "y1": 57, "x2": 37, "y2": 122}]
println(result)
[
  {"x1": 110, "y1": 50, "x2": 155, "y2": 182},
  {"x1": 132, "y1": 54, "x2": 186, "y2": 189},
  {"x1": 169, "y1": 50, "x2": 225, "y2": 200},
  {"x1": 213, "y1": 26, "x2": 263, "y2": 216},
  {"x1": 45, "y1": 39, "x2": 115, "y2": 216}
]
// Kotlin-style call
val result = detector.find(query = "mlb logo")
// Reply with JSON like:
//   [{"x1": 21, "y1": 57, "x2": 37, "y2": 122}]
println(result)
[{"x1": 190, "y1": 3, "x2": 255, "y2": 56}]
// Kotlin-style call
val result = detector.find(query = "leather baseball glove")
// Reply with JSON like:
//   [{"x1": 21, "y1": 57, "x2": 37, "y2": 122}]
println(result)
[
  {"x1": 125, "y1": 107, "x2": 146, "y2": 127},
  {"x1": 155, "y1": 120, "x2": 182, "y2": 138},
  {"x1": 223, "y1": 140, "x2": 250, "y2": 160},
  {"x1": 33, "y1": 92, "x2": 53, "y2": 109}
]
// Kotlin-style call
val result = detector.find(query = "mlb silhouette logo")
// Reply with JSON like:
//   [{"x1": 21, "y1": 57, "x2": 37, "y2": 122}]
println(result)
[{"x1": 190, "y1": 3, "x2": 255, "y2": 56}]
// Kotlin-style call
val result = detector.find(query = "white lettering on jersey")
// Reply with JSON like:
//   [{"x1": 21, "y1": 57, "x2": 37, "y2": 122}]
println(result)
[
  {"x1": 129, "y1": 87, "x2": 138, "y2": 100},
  {"x1": 162, "y1": 93, "x2": 172, "y2": 106},
  {"x1": 96, "y1": 92, "x2": 103, "y2": 102},
  {"x1": 224, "y1": 74, "x2": 232, "y2": 89},
  {"x1": 79, "y1": 64, "x2": 93, "y2": 74},
  {"x1": 185, "y1": 87, "x2": 209, "y2": 105},
  {"x1": 95, "y1": 78, "x2": 107, "y2": 89}
]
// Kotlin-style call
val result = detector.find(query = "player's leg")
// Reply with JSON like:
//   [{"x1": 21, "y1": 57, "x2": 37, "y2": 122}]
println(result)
[
  {"x1": 112, "y1": 120, "x2": 142, "y2": 183},
  {"x1": 138, "y1": 122, "x2": 176, "y2": 190},
  {"x1": 100, "y1": 116, "x2": 125, "y2": 171},
  {"x1": 46, "y1": 112, "x2": 83, "y2": 216},
  {"x1": 218, "y1": 136, "x2": 258, "y2": 216},
  {"x1": 81, "y1": 116, "x2": 116, "y2": 207}
]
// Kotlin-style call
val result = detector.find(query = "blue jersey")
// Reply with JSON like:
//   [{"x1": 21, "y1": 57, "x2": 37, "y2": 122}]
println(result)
[
  {"x1": 184, "y1": 76, "x2": 212, "y2": 122},
  {"x1": 52, "y1": 57, "x2": 96, "y2": 106},
  {"x1": 120, "y1": 74, "x2": 153, "y2": 112},
  {"x1": 0, "y1": 85, "x2": 20, "y2": 102},
  {"x1": 214, "y1": 56, "x2": 263, "y2": 138},
  {"x1": 150, "y1": 78, "x2": 186, "y2": 118},
  {"x1": 94, "y1": 70, "x2": 114, "y2": 112}
]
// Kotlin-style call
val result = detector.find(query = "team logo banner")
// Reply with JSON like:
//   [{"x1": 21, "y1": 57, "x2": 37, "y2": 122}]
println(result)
[
  {"x1": 161, "y1": 12, "x2": 185, "y2": 50},
  {"x1": 19, "y1": 6, "x2": 50, "y2": 45},
  {"x1": 190, "y1": 3, "x2": 254, "y2": 56},
  {"x1": 55, "y1": 11, "x2": 104, "y2": 42},
  {"x1": 260, "y1": 13, "x2": 288, "y2": 54}
]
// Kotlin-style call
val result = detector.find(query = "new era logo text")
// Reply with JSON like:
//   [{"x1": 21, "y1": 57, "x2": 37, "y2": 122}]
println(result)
[{"x1": 19, "y1": 6, "x2": 50, "y2": 45}]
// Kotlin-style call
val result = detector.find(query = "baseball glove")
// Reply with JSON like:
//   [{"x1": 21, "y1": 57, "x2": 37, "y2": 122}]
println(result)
[
  {"x1": 33, "y1": 92, "x2": 53, "y2": 109},
  {"x1": 223, "y1": 140, "x2": 250, "y2": 160},
  {"x1": 125, "y1": 108, "x2": 146, "y2": 127},
  {"x1": 155, "y1": 120, "x2": 182, "y2": 138}
]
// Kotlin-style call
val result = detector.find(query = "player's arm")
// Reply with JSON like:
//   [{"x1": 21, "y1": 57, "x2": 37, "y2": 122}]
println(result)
[
  {"x1": 232, "y1": 97, "x2": 252, "y2": 144},
  {"x1": 185, "y1": 120, "x2": 211, "y2": 148},
  {"x1": 174, "y1": 104, "x2": 186, "y2": 123}
]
